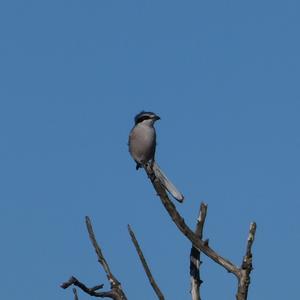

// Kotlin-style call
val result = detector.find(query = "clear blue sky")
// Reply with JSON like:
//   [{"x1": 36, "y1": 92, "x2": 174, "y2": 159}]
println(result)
[{"x1": 0, "y1": 1, "x2": 299, "y2": 299}]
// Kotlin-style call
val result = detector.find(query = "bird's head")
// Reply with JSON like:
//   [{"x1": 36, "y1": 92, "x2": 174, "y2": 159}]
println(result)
[{"x1": 134, "y1": 111, "x2": 160, "y2": 126}]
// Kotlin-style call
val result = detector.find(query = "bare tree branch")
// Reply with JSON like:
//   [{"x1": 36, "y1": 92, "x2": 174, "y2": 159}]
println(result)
[
  {"x1": 85, "y1": 217, "x2": 119, "y2": 285},
  {"x1": 190, "y1": 203, "x2": 207, "y2": 300},
  {"x1": 128, "y1": 224, "x2": 165, "y2": 300},
  {"x1": 145, "y1": 165, "x2": 240, "y2": 277},
  {"x1": 85, "y1": 216, "x2": 127, "y2": 299},
  {"x1": 236, "y1": 222, "x2": 257, "y2": 300},
  {"x1": 73, "y1": 288, "x2": 79, "y2": 300},
  {"x1": 61, "y1": 217, "x2": 128, "y2": 300},
  {"x1": 61, "y1": 276, "x2": 117, "y2": 298},
  {"x1": 145, "y1": 166, "x2": 257, "y2": 299},
  {"x1": 61, "y1": 166, "x2": 256, "y2": 300}
]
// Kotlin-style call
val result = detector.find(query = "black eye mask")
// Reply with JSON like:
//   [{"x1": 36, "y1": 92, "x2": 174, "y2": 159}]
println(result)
[{"x1": 134, "y1": 111, "x2": 156, "y2": 125}]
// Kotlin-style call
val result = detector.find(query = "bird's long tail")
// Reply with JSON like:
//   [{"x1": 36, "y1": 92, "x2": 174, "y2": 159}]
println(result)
[{"x1": 152, "y1": 161, "x2": 184, "y2": 203}]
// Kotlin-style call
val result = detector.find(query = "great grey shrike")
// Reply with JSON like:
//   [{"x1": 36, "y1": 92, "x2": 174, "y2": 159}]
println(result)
[{"x1": 128, "y1": 111, "x2": 184, "y2": 202}]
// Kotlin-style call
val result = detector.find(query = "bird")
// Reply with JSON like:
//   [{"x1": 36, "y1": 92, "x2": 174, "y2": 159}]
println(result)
[{"x1": 128, "y1": 111, "x2": 184, "y2": 202}]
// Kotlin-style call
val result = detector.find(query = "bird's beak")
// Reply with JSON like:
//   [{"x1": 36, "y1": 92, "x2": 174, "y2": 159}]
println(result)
[{"x1": 154, "y1": 115, "x2": 160, "y2": 121}]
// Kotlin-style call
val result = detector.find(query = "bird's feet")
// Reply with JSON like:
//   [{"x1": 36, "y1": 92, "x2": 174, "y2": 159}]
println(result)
[{"x1": 143, "y1": 162, "x2": 156, "y2": 182}]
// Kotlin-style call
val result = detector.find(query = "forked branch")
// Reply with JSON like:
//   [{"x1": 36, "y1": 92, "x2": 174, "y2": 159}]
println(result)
[
  {"x1": 145, "y1": 165, "x2": 240, "y2": 277},
  {"x1": 61, "y1": 217, "x2": 127, "y2": 300},
  {"x1": 61, "y1": 166, "x2": 256, "y2": 300},
  {"x1": 145, "y1": 165, "x2": 256, "y2": 300},
  {"x1": 61, "y1": 276, "x2": 114, "y2": 298}
]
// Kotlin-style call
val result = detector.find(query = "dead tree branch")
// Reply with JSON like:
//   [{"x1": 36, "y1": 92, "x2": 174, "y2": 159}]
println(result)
[
  {"x1": 236, "y1": 222, "x2": 257, "y2": 300},
  {"x1": 73, "y1": 288, "x2": 79, "y2": 300},
  {"x1": 145, "y1": 165, "x2": 256, "y2": 300},
  {"x1": 145, "y1": 165, "x2": 240, "y2": 277},
  {"x1": 61, "y1": 276, "x2": 116, "y2": 298},
  {"x1": 61, "y1": 165, "x2": 256, "y2": 300},
  {"x1": 60, "y1": 217, "x2": 127, "y2": 300},
  {"x1": 190, "y1": 202, "x2": 208, "y2": 300},
  {"x1": 128, "y1": 224, "x2": 165, "y2": 300}
]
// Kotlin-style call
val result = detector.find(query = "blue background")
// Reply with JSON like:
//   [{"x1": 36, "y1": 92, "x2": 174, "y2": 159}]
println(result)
[{"x1": 0, "y1": 1, "x2": 299, "y2": 299}]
